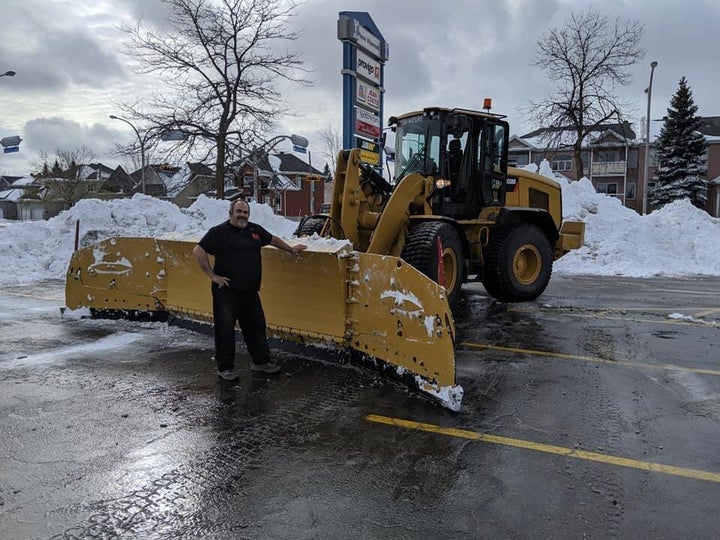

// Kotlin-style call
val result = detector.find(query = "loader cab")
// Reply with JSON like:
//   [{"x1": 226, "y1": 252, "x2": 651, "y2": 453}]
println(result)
[{"x1": 391, "y1": 107, "x2": 510, "y2": 219}]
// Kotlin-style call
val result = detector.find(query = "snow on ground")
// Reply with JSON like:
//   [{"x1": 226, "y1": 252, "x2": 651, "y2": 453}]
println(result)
[{"x1": 0, "y1": 164, "x2": 719, "y2": 287}]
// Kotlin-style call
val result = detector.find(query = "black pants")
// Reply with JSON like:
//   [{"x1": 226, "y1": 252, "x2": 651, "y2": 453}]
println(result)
[{"x1": 211, "y1": 287, "x2": 270, "y2": 372}]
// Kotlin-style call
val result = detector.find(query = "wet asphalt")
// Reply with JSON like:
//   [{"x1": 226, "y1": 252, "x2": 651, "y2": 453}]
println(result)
[{"x1": 1, "y1": 275, "x2": 719, "y2": 539}]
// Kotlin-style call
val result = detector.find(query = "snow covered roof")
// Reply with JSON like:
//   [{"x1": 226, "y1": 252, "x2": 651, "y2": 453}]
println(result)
[
  {"x1": 164, "y1": 163, "x2": 193, "y2": 197},
  {"x1": 0, "y1": 176, "x2": 39, "y2": 202},
  {"x1": 270, "y1": 175, "x2": 300, "y2": 191},
  {"x1": 78, "y1": 163, "x2": 114, "y2": 180},
  {"x1": 512, "y1": 122, "x2": 638, "y2": 151}
]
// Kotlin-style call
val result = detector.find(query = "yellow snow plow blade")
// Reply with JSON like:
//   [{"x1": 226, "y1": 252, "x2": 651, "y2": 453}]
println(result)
[{"x1": 65, "y1": 234, "x2": 462, "y2": 410}]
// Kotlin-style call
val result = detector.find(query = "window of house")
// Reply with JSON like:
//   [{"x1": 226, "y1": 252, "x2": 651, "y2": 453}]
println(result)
[
  {"x1": 87, "y1": 184, "x2": 96, "y2": 193},
  {"x1": 510, "y1": 153, "x2": 529, "y2": 167},
  {"x1": 595, "y1": 150, "x2": 621, "y2": 163},
  {"x1": 596, "y1": 182, "x2": 618, "y2": 194},
  {"x1": 626, "y1": 182, "x2": 636, "y2": 199},
  {"x1": 551, "y1": 155, "x2": 572, "y2": 171}
]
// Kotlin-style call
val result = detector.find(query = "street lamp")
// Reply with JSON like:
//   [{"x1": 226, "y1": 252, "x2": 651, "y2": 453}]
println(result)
[
  {"x1": 0, "y1": 71, "x2": 15, "y2": 77},
  {"x1": 109, "y1": 114, "x2": 146, "y2": 195},
  {"x1": 642, "y1": 61, "x2": 658, "y2": 215}
]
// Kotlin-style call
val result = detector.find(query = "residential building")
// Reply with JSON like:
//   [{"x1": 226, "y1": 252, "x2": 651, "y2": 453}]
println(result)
[
  {"x1": 229, "y1": 152, "x2": 325, "y2": 217},
  {"x1": 163, "y1": 162, "x2": 215, "y2": 208},
  {"x1": 509, "y1": 118, "x2": 720, "y2": 217}
]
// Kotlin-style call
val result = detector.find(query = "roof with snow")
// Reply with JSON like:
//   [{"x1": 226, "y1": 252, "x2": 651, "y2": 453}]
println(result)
[
  {"x1": 512, "y1": 122, "x2": 637, "y2": 151},
  {"x1": 162, "y1": 162, "x2": 214, "y2": 197},
  {"x1": 78, "y1": 163, "x2": 115, "y2": 180},
  {"x1": 231, "y1": 152, "x2": 323, "y2": 176},
  {"x1": 0, "y1": 176, "x2": 39, "y2": 202}
]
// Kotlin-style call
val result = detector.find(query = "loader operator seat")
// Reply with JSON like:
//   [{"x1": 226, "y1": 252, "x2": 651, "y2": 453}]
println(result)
[{"x1": 448, "y1": 139, "x2": 463, "y2": 184}]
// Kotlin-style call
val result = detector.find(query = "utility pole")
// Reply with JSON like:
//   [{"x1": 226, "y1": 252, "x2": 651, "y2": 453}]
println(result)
[{"x1": 642, "y1": 61, "x2": 658, "y2": 215}]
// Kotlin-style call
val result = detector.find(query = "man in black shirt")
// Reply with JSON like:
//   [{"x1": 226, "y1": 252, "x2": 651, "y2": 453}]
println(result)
[{"x1": 192, "y1": 199, "x2": 307, "y2": 381}]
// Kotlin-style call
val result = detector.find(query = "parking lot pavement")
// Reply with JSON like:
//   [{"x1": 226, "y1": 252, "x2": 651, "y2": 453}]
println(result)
[{"x1": 1, "y1": 276, "x2": 720, "y2": 539}]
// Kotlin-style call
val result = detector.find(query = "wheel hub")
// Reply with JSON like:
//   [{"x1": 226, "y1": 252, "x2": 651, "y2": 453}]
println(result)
[{"x1": 513, "y1": 243, "x2": 541, "y2": 284}]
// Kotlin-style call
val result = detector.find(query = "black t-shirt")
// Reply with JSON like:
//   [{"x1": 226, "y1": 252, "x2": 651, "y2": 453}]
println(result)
[{"x1": 198, "y1": 221, "x2": 273, "y2": 292}]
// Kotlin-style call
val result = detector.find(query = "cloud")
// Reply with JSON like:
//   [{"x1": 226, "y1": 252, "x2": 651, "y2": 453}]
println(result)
[
  {"x1": 23, "y1": 117, "x2": 119, "y2": 160},
  {"x1": 2, "y1": 0, "x2": 720, "y2": 177},
  {"x1": 0, "y1": 0, "x2": 126, "y2": 93}
]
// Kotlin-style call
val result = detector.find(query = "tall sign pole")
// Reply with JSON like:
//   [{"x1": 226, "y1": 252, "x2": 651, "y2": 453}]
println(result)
[{"x1": 337, "y1": 12, "x2": 389, "y2": 173}]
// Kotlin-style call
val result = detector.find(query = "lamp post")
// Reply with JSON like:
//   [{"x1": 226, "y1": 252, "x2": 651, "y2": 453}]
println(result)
[
  {"x1": 642, "y1": 61, "x2": 658, "y2": 215},
  {"x1": 0, "y1": 70, "x2": 15, "y2": 78},
  {"x1": 109, "y1": 114, "x2": 146, "y2": 195}
]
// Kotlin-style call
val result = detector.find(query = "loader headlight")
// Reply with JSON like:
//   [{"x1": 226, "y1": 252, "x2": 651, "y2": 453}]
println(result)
[{"x1": 435, "y1": 178, "x2": 451, "y2": 189}]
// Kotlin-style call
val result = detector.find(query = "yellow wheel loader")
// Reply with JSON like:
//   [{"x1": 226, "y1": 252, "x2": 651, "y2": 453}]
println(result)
[
  {"x1": 65, "y1": 106, "x2": 583, "y2": 412},
  {"x1": 298, "y1": 107, "x2": 584, "y2": 308}
]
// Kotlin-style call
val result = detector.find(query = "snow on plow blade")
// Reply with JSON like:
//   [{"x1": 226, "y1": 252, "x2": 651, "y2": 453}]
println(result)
[{"x1": 66, "y1": 234, "x2": 462, "y2": 410}]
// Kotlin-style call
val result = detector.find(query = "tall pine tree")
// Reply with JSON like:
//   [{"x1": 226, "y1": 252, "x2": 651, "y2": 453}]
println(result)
[{"x1": 650, "y1": 77, "x2": 707, "y2": 209}]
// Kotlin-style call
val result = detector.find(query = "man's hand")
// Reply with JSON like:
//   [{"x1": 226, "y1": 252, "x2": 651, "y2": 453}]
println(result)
[
  {"x1": 271, "y1": 236, "x2": 307, "y2": 256},
  {"x1": 211, "y1": 274, "x2": 230, "y2": 288}
]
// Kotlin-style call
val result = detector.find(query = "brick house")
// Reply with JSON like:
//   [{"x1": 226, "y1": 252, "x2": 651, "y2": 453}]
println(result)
[
  {"x1": 230, "y1": 152, "x2": 325, "y2": 217},
  {"x1": 509, "y1": 118, "x2": 720, "y2": 217}
]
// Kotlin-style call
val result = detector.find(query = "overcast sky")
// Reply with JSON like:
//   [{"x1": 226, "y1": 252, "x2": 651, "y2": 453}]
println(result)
[{"x1": 1, "y1": 0, "x2": 719, "y2": 176}]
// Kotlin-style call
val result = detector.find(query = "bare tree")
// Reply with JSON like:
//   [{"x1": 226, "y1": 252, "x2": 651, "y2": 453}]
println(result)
[
  {"x1": 34, "y1": 146, "x2": 96, "y2": 207},
  {"x1": 119, "y1": 0, "x2": 308, "y2": 199},
  {"x1": 319, "y1": 123, "x2": 341, "y2": 177},
  {"x1": 527, "y1": 8, "x2": 644, "y2": 176}
]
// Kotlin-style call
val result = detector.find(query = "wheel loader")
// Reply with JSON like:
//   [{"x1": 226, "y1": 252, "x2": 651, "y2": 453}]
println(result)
[
  {"x1": 297, "y1": 106, "x2": 584, "y2": 307},
  {"x1": 64, "y1": 105, "x2": 583, "y2": 412}
]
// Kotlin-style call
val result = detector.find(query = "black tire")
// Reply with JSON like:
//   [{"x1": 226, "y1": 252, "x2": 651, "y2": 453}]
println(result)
[
  {"x1": 401, "y1": 221, "x2": 464, "y2": 306},
  {"x1": 296, "y1": 216, "x2": 329, "y2": 237},
  {"x1": 482, "y1": 224, "x2": 553, "y2": 302}
]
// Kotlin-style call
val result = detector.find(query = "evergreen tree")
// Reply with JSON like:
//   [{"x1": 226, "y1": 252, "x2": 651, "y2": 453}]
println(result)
[
  {"x1": 51, "y1": 159, "x2": 63, "y2": 177},
  {"x1": 322, "y1": 162, "x2": 332, "y2": 182},
  {"x1": 650, "y1": 77, "x2": 707, "y2": 209}
]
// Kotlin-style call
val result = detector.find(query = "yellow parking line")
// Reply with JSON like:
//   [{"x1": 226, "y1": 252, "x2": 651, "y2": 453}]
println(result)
[
  {"x1": 366, "y1": 414, "x2": 720, "y2": 484},
  {"x1": 460, "y1": 342, "x2": 720, "y2": 377}
]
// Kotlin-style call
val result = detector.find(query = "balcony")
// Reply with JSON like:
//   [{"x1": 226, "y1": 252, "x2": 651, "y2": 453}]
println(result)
[{"x1": 591, "y1": 161, "x2": 626, "y2": 176}]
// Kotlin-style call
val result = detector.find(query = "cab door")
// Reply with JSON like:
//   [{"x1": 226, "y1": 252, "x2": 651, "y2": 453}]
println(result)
[{"x1": 477, "y1": 121, "x2": 509, "y2": 206}]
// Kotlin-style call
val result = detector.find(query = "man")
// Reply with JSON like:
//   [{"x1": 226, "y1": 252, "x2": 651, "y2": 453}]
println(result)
[{"x1": 192, "y1": 199, "x2": 307, "y2": 381}]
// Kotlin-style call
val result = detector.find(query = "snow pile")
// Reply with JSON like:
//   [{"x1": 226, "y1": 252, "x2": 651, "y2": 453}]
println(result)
[
  {"x1": 554, "y1": 177, "x2": 720, "y2": 278},
  {"x1": 1, "y1": 163, "x2": 719, "y2": 286},
  {"x1": 0, "y1": 194, "x2": 299, "y2": 286}
]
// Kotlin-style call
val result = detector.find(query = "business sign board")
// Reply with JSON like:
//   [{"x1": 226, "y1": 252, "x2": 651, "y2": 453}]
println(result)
[
  {"x1": 338, "y1": 15, "x2": 387, "y2": 61},
  {"x1": 338, "y1": 12, "x2": 387, "y2": 172},
  {"x1": 360, "y1": 149, "x2": 380, "y2": 165},
  {"x1": 356, "y1": 49, "x2": 381, "y2": 85},
  {"x1": 355, "y1": 137, "x2": 380, "y2": 165},
  {"x1": 355, "y1": 107, "x2": 381, "y2": 139},
  {"x1": 355, "y1": 138, "x2": 379, "y2": 153},
  {"x1": 356, "y1": 80, "x2": 380, "y2": 112}
]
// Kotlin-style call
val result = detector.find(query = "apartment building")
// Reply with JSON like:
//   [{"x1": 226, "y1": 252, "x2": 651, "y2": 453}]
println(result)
[{"x1": 509, "y1": 118, "x2": 720, "y2": 217}]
